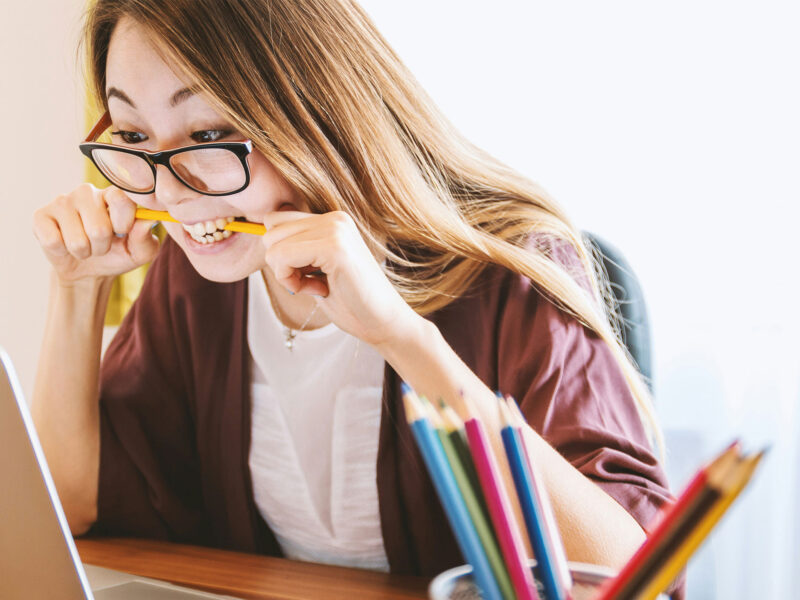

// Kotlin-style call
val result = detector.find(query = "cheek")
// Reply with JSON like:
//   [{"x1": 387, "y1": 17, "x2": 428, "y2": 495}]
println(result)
[{"x1": 243, "y1": 153, "x2": 307, "y2": 213}]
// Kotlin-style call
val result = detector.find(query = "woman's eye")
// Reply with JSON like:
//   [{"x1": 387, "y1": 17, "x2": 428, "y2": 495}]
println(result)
[
  {"x1": 110, "y1": 130, "x2": 148, "y2": 145},
  {"x1": 191, "y1": 129, "x2": 232, "y2": 143}
]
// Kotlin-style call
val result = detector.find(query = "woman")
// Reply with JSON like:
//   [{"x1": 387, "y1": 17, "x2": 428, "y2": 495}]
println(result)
[{"x1": 32, "y1": 0, "x2": 674, "y2": 587}]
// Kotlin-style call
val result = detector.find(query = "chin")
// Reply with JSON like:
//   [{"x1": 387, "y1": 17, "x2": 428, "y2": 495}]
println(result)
[
  {"x1": 167, "y1": 227, "x2": 262, "y2": 283},
  {"x1": 185, "y1": 258, "x2": 256, "y2": 283}
]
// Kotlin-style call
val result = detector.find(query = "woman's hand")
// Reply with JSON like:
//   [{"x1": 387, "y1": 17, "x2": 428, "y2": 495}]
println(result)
[
  {"x1": 33, "y1": 183, "x2": 160, "y2": 286},
  {"x1": 261, "y1": 210, "x2": 420, "y2": 348}
]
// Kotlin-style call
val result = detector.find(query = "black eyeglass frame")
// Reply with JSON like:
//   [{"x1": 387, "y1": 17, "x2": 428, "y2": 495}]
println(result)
[{"x1": 79, "y1": 111, "x2": 253, "y2": 197}]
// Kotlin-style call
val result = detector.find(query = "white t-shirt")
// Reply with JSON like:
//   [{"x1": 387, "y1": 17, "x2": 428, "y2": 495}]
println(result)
[{"x1": 246, "y1": 272, "x2": 389, "y2": 571}]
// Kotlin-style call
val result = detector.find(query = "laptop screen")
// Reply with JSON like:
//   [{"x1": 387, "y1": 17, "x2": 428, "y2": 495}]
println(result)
[{"x1": 0, "y1": 348, "x2": 93, "y2": 599}]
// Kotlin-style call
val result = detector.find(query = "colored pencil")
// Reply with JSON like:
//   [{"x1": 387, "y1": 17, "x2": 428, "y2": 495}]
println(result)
[
  {"x1": 594, "y1": 442, "x2": 742, "y2": 600},
  {"x1": 456, "y1": 395, "x2": 539, "y2": 600},
  {"x1": 436, "y1": 399, "x2": 489, "y2": 520},
  {"x1": 401, "y1": 384, "x2": 504, "y2": 600},
  {"x1": 423, "y1": 398, "x2": 516, "y2": 600},
  {"x1": 499, "y1": 398, "x2": 567, "y2": 600},
  {"x1": 505, "y1": 397, "x2": 572, "y2": 595},
  {"x1": 636, "y1": 450, "x2": 765, "y2": 600},
  {"x1": 135, "y1": 207, "x2": 266, "y2": 235}
]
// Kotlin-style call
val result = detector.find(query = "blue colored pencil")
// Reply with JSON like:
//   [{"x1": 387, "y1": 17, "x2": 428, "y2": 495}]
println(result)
[
  {"x1": 506, "y1": 396, "x2": 572, "y2": 594},
  {"x1": 499, "y1": 398, "x2": 568, "y2": 600},
  {"x1": 402, "y1": 383, "x2": 504, "y2": 600}
]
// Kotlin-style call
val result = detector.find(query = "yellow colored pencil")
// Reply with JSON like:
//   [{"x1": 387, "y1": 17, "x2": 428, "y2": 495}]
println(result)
[
  {"x1": 637, "y1": 451, "x2": 765, "y2": 600},
  {"x1": 135, "y1": 208, "x2": 266, "y2": 235}
]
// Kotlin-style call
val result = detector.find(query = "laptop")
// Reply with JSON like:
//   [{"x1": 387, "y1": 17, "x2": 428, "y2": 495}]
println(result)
[{"x1": 0, "y1": 348, "x2": 239, "y2": 599}]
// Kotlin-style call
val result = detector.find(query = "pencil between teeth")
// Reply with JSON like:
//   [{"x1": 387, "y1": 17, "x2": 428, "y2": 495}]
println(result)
[{"x1": 134, "y1": 208, "x2": 266, "y2": 235}]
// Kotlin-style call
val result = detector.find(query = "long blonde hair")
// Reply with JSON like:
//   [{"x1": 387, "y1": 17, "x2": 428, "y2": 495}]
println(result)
[{"x1": 84, "y1": 0, "x2": 662, "y2": 453}]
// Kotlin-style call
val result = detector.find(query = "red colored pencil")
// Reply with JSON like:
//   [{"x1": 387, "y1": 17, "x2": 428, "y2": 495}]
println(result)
[
  {"x1": 457, "y1": 395, "x2": 540, "y2": 600},
  {"x1": 593, "y1": 441, "x2": 741, "y2": 600}
]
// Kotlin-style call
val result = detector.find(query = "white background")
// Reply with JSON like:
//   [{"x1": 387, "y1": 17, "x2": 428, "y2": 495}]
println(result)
[
  {"x1": 357, "y1": 2, "x2": 800, "y2": 596},
  {"x1": 1, "y1": 1, "x2": 798, "y2": 598}
]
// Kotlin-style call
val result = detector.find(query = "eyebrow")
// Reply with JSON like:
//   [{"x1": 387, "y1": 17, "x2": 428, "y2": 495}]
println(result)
[
  {"x1": 107, "y1": 87, "x2": 136, "y2": 108},
  {"x1": 169, "y1": 87, "x2": 196, "y2": 107},
  {"x1": 105, "y1": 86, "x2": 197, "y2": 109}
]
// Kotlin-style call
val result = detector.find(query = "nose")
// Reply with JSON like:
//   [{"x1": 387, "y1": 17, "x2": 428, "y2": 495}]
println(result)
[{"x1": 153, "y1": 164, "x2": 196, "y2": 207}]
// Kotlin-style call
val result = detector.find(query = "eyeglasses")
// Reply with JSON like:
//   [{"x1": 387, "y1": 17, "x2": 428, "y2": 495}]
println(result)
[{"x1": 79, "y1": 111, "x2": 253, "y2": 196}]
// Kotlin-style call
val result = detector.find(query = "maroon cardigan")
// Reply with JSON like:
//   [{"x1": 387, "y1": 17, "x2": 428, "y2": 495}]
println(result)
[{"x1": 90, "y1": 237, "x2": 677, "y2": 590}]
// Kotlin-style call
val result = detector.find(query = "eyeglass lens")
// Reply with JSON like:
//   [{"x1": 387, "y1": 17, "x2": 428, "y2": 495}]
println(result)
[{"x1": 90, "y1": 147, "x2": 247, "y2": 194}]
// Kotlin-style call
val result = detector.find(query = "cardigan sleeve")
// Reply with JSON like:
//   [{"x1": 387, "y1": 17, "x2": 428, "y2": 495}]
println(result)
[
  {"x1": 87, "y1": 241, "x2": 209, "y2": 544},
  {"x1": 497, "y1": 273, "x2": 686, "y2": 599},
  {"x1": 493, "y1": 252, "x2": 674, "y2": 534}
]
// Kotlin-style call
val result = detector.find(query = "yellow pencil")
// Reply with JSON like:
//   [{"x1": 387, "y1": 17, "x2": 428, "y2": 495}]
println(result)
[
  {"x1": 135, "y1": 208, "x2": 266, "y2": 235},
  {"x1": 637, "y1": 451, "x2": 765, "y2": 600}
]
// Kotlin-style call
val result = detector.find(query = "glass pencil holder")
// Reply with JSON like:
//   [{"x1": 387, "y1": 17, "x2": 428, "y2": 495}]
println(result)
[{"x1": 428, "y1": 560, "x2": 669, "y2": 600}]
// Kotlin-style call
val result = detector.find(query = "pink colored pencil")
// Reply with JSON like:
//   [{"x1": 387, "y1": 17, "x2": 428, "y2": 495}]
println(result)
[
  {"x1": 459, "y1": 396, "x2": 539, "y2": 600},
  {"x1": 506, "y1": 396, "x2": 572, "y2": 594}
]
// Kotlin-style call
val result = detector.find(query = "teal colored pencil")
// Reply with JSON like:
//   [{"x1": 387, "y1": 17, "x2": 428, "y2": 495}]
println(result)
[
  {"x1": 424, "y1": 398, "x2": 517, "y2": 600},
  {"x1": 402, "y1": 384, "x2": 504, "y2": 600}
]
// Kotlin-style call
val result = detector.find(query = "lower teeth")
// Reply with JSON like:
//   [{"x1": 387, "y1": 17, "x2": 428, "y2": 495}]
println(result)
[{"x1": 191, "y1": 230, "x2": 232, "y2": 244}]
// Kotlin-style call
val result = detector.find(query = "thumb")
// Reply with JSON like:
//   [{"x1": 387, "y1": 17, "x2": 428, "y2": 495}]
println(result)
[{"x1": 125, "y1": 219, "x2": 161, "y2": 265}]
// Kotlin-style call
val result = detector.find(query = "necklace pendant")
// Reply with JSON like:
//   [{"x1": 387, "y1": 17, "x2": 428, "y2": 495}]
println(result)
[{"x1": 285, "y1": 329, "x2": 296, "y2": 350}]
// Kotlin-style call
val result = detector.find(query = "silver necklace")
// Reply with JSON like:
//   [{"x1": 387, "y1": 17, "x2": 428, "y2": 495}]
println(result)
[
  {"x1": 263, "y1": 275, "x2": 321, "y2": 351},
  {"x1": 280, "y1": 302, "x2": 321, "y2": 350}
]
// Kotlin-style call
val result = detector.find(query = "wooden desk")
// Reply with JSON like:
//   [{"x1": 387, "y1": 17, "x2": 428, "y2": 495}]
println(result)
[{"x1": 75, "y1": 538, "x2": 430, "y2": 600}]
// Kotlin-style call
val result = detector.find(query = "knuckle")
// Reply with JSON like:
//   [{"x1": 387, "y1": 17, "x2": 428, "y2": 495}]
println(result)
[
  {"x1": 54, "y1": 194, "x2": 72, "y2": 209},
  {"x1": 92, "y1": 189, "x2": 109, "y2": 209},
  {"x1": 32, "y1": 216, "x2": 58, "y2": 250},
  {"x1": 40, "y1": 234, "x2": 62, "y2": 252},
  {"x1": 329, "y1": 211, "x2": 351, "y2": 226},
  {"x1": 66, "y1": 239, "x2": 90, "y2": 258},
  {"x1": 86, "y1": 223, "x2": 112, "y2": 242},
  {"x1": 327, "y1": 213, "x2": 352, "y2": 241},
  {"x1": 32, "y1": 207, "x2": 48, "y2": 224},
  {"x1": 68, "y1": 184, "x2": 94, "y2": 205},
  {"x1": 103, "y1": 186, "x2": 127, "y2": 206}
]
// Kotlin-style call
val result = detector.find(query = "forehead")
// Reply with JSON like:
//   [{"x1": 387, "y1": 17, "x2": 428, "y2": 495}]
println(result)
[{"x1": 105, "y1": 17, "x2": 197, "y2": 109}]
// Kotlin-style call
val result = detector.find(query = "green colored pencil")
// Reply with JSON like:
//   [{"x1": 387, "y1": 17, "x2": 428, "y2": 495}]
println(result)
[{"x1": 423, "y1": 398, "x2": 517, "y2": 600}]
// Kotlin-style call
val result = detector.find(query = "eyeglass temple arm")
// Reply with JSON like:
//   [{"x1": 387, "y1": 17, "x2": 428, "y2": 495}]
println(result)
[{"x1": 85, "y1": 111, "x2": 112, "y2": 143}]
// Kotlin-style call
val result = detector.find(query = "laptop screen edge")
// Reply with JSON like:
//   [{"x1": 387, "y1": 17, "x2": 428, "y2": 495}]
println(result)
[{"x1": 0, "y1": 347, "x2": 95, "y2": 599}]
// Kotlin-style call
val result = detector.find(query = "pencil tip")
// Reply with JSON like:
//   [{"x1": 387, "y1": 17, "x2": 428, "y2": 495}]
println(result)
[
  {"x1": 402, "y1": 393, "x2": 417, "y2": 423},
  {"x1": 497, "y1": 395, "x2": 512, "y2": 426},
  {"x1": 726, "y1": 438, "x2": 742, "y2": 452}
]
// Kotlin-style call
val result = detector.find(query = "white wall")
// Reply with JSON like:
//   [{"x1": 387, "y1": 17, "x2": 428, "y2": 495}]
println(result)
[
  {"x1": 357, "y1": 1, "x2": 799, "y2": 598},
  {"x1": 0, "y1": 1, "x2": 85, "y2": 396}
]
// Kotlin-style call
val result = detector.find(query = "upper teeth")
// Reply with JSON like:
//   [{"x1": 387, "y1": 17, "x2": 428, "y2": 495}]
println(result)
[{"x1": 182, "y1": 217, "x2": 236, "y2": 243}]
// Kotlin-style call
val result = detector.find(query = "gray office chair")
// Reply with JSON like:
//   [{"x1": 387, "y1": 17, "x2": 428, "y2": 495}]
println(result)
[{"x1": 583, "y1": 232, "x2": 653, "y2": 391}]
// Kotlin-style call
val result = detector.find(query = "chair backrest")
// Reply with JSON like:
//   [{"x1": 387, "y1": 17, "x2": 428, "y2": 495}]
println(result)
[{"x1": 583, "y1": 232, "x2": 653, "y2": 391}]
